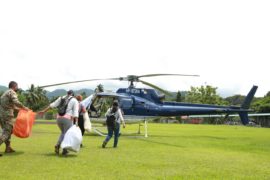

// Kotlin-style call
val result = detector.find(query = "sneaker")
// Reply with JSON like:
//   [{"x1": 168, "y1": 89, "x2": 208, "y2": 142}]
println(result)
[
  {"x1": 62, "y1": 149, "x2": 69, "y2": 156},
  {"x1": 55, "y1": 145, "x2": 60, "y2": 154},
  {"x1": 102, "y1": 141, "x2": 107, "y2": 148}
]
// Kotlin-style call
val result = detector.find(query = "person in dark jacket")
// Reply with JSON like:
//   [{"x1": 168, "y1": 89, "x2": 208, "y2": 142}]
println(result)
[{"x1": 102, "y1": 101, "x2": 125, "y2": 148}]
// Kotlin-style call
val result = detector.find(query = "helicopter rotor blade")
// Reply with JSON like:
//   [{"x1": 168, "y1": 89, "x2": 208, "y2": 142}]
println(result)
[
  {"x1": 138, "y1": 79, "x2": 172, "y2": 97},
  {"x1": 39, "y1": 73, "x2": 199, "y2": 89},
  {"x1": 138, "y1": 74, "x2": 199, "y2": 78},
  {"x1": 39, "y1": 78, "x2": 119, "y2": 88}
]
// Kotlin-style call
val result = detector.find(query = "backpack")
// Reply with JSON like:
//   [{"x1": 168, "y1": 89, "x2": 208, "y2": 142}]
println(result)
[
  {"x1": 106, "y1": 109, "x2": 117, "y2": 128},
  {"x1": 57, "y1": 96, "x2": 73, "y2": 116}
]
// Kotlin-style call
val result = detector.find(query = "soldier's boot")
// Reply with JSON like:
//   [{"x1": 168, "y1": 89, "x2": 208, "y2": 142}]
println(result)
[
  {"x1": 5, "y1": 141, "x2": 16, "y2": 153},
  {"x1": 0, "y1": 139, "x2": 3, "y2": 156}
]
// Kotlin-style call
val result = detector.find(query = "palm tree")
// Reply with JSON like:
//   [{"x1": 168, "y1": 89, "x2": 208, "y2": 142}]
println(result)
[
  {"x1": 25, "y1": 84, "x2": 39, "y2": 105},
  {"x1": 95, "y1": 84, "x2": 104, "y2": 93},
  {"x1": 24, "y1": 84, "x2": 49, "y2": 111}
]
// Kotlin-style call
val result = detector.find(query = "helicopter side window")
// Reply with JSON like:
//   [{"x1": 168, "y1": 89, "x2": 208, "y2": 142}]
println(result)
[
  {"x1": 158, "y1": 94, "x2": 165, "y2": 101},
  {"x1": 152, "y1": 89, "x2": 165, "y2": 101},
  {"x1": 119, "y1": 97, "x2": 133, "y2": 109},
  {"x1": 89, "y1": 96, "x2": 114, "y2": 118}
]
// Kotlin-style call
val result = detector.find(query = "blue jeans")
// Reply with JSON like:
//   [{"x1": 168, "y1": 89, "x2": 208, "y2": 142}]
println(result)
[{"x1": 104, "y1": 123, "x2": 120, "y2": 147}]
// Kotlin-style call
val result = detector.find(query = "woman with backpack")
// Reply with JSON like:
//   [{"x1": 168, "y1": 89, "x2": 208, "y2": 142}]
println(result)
[
  {"x1": 39, "y1": 90, "x2": 79, "y2": 155},
  {"x1": 102, "y1": 101, "x2": 125, "y2": 148}
]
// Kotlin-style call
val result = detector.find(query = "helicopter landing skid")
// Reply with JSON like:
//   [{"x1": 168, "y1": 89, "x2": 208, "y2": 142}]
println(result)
[
  {"x1": 92, "y1": 128, "x2": 107, "y2": 137},
  {"x1": 92, "y1": 121, "x2": 148, "y2": 138}
]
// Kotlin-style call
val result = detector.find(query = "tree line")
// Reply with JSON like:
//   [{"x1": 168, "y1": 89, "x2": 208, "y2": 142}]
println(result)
[{"x1": 173, "y1": 85, "x2": 270, "y2": 113}]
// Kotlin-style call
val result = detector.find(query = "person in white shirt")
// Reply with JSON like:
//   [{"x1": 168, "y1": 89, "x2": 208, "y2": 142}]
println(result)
[
  {"x1": 102, "y1": 101, "x2": 125, "y2": 148},
  {"x1": 40, "y1": 90, "x2": 79, "y2": 155}
]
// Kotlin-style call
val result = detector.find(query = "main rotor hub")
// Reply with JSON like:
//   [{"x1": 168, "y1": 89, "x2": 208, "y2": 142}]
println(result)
[{"x1": 127, "y1": 75, "x2": 139, "y2": 82}]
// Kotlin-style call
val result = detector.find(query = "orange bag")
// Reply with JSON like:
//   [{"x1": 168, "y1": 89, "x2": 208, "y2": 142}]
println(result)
[{"x1": 13, "y1": 109, "x2": 36, "y2": 138}]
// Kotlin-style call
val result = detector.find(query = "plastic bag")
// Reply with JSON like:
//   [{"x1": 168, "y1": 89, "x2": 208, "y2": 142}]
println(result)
[
  {"x1": 13, "y1": 109, "x2": 36, "y2": 138},
  {"x1": 83, "y1": 111, "x2": 92, "y2": 133},
  {"x1": 61, "y1": 125, "x2": 82, "y2": 152}
]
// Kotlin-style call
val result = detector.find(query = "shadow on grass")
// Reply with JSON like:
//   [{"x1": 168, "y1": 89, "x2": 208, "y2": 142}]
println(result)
[
  {"x1": 32, "y1": 131, "x2": 59, "y2": 135},
  {"x1": 2, "y1": 151, "x2": 25, "y2": 156},
  {"x1": 136, "y1": 139, "x2": 186, "y2": 148},
  {"x1": 84, "y1": 133, "x2": 106, "y2": 137},
  {"x1": 139, "y1": 135, "x2": 228, "y2": 140},
  {"x1": 127, "y1": 135, "x2": 177, "y2": 138},
  {"x1": 44, "y1": 152, "x2": 78, "y2": 158},
  {"x1": 98, "y1": 146, "x2": 117, "y2": 149},
  {"x1": 180, "y1": 135, "x2": 227, "y2": 140}
]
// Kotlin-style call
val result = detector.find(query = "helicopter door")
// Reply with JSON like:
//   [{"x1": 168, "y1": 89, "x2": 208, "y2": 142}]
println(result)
[
  {"x1": 144, "y1": 103, "x2": 150, "y2": 112},
  {"x1": 119, "y1": 97, "x2": 133, "y2": 109}
]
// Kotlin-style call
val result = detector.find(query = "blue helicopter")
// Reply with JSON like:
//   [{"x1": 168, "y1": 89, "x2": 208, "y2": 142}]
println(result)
[{"x1": 41, "y1": 74, "x2": 258, "y2": 132}]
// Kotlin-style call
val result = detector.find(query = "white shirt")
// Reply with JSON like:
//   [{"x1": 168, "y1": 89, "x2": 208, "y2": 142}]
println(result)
[
  {"x1": 50, "y1": 95, "x2": 79, "y2": 118},
  {"x1": 105, "y1": 108, "x2": 125, "y2": 124}
]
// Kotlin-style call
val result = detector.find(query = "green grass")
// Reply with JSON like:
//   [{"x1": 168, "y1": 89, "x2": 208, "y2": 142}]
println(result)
[{"x1": 1, "y1": 123, "x2": 270, "y2": 180}]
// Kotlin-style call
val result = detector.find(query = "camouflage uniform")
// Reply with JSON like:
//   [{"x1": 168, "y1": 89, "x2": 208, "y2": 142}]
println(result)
[{"x1": 0, "y1": 89, "x2": 25, "y2": 145}]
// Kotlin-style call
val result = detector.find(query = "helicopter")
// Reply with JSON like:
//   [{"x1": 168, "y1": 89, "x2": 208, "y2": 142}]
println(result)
[{"x1": 40, "y1": 74, "x2": 258, "y2": 137}]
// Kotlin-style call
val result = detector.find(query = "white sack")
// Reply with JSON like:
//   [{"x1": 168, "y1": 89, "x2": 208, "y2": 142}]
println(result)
[
  {"x1": 61, "y1": 125, "x2": 82, "y2": 152},
  {"x1": 83, "y1": 111, "x2": 92, "y2": 133}
]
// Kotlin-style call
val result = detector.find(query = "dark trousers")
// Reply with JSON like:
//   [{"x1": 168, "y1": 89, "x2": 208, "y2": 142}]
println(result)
[
  {"x1": 104, "y1": 123, "x2": 120, "y2": 147},
  {"x1": 78, "y1": 115, "x2": 85, "y2": 136}
]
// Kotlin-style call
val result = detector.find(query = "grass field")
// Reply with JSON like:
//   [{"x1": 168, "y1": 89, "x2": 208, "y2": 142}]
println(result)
[{"x1": 0, "y1": 122, "x2": 270, "y2": 180}]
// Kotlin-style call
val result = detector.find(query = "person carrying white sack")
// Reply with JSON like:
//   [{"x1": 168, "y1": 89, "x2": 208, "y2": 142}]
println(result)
[{"x1": 39, "y1": 90, "x2": 79, "y2": 156}]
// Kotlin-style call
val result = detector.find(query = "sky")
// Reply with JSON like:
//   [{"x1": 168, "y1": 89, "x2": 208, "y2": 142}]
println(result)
[{"x1": 0, "y1": 0, "x2": 269, "y2": 97}]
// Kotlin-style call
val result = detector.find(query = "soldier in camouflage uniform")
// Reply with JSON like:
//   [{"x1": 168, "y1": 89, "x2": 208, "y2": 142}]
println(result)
[{"x1": 0, "y1": 81, "x2": 29, "y2": 156}]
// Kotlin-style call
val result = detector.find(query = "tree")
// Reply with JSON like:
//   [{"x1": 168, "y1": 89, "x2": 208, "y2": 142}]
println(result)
[
  {"x1": 17, "y1": 90, "x2": 26, "y2": 105},
  {"x1": 175, "y1": 91, "x2": 182, "y2": 102},
  {"x1": 183, "y1": 85, "x2": 227, "y2": 124},
  {"x1": 185, "y1": 85, "x2": 225, "y2": 105},
  {"x1": 81, "y1": 91, "x2": 87, "y2": 99},
  {"x1": 24, "y1": 84, "x2": 49, "y2": 111},
  {"x1": 265, "y1": 91, "x2": 270, "y2": 97},
  {"x1": 175, "y1": 91, "x2": 183, "y2": 122},
  {"x1": 95, "y1": 84, "x2": 104, "y2": 93},
  {"x1": 252, "y1": 94, "x2": 270, "y2": 113},
  {"x1": 225, "y1": 95, "x2": 245, "y2": 106}
]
